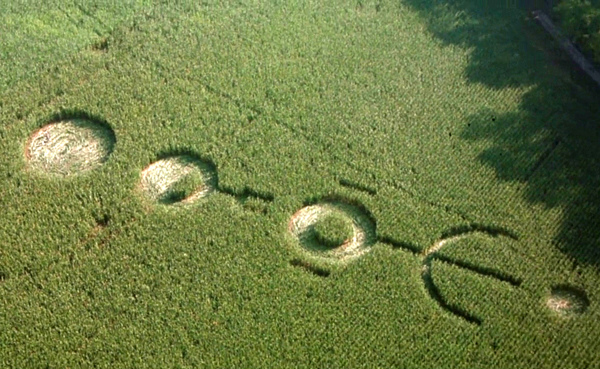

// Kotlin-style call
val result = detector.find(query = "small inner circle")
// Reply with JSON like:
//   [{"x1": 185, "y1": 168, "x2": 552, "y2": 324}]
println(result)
[
  {"x1": 547, "y1": 285, "x2": 589, "y2": 316},
  {"x1": 312, "y1": 212, "x2": 354, "y2": 249}
]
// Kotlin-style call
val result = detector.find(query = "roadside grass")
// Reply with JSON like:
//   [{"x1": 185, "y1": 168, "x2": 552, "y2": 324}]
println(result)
[{"x1": 0, "y1": 1, "x2": 599, "y2": 368}]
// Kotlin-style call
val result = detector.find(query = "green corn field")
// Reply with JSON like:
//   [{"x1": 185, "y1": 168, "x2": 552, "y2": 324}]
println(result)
[{"x1": 0, "y1": 1, "x2": 599, "y2": 368}]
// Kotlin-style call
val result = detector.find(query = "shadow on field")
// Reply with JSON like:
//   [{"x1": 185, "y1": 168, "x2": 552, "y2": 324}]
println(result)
[{"x1": 403, "y1": 0, "x2": 600, "y2": 269}]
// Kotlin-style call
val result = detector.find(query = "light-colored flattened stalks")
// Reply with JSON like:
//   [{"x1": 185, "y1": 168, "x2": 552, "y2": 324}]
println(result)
[
  {"x1": 288, "y1": 202, "x2": 376, "y2": 264},
  {"x1": 26, "y1": 119, "x2": 115, "y2": 176},
  {"x1": 139, "y1": 155, "x2": 217, "y2": 206}
]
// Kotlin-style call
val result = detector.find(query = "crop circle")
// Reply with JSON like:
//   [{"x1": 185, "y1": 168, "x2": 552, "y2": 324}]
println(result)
[
  {"x1": 288, "y1": 202, "x2": 376, "y2": 263},
  {"x1": 140, "y1": 155, "x2": 217, "y2": 206},
  {"x1": 546, "y1": 286, "x2": 589, "y2": 317},
  {"x1": 25, "y1": 119, "x2": 116, "y2": 176}
]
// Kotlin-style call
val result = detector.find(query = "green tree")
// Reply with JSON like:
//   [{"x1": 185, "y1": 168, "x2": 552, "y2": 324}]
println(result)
[{"x1": 556, "y1": 0, "x2": 600, "y2": 62}]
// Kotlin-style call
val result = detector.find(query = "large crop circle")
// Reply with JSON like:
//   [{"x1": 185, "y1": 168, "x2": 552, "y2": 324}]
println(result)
[
  {"x1": 288, "y1": 202, "x2": 376, "y2": 263},
  {"x1": 25, "y1": 119, "x2": 116, "y2": 176},
  {"x1": 139, "y1": 155, "x2": 217, "y2": 206}
]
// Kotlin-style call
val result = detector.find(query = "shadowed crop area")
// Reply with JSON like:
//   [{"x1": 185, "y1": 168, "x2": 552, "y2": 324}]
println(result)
[{"x1": 0, "y1": 1, "x2": 599, "y2": 368}]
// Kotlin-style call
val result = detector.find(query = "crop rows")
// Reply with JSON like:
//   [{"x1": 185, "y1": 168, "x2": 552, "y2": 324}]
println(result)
[{"x1": 0, "y1": 1, "x2": 599, "y2": 368}]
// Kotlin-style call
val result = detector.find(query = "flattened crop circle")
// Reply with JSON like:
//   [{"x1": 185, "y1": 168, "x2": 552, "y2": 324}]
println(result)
[
  {"x1": 26, "y1": 119, "x2": 116, "y2": 176},
  {"x1": 288, "y1": 202, "x2": 376, "y2": 263},
  {"x1": 547, "y1": 285, "x2": 590, "y2": 317},
  {"x1": 139, "y1": 155, "x2": 217, "y2": 206}
]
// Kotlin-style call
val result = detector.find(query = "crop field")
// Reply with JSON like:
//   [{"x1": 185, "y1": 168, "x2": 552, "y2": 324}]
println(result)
[{"x1": 1, "y1": 0, "x2": 600, "y2": 368}]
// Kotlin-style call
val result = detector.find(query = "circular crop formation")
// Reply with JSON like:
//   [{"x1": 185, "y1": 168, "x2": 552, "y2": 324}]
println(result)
[
  {"x1": 288, "y1": 202, "x2": 376, "y2": 263},
  {"x1": 22, "y1": 115, "x2": 593, "y2": 324},
  {"x1": 25, "y1": 119, "x2": 116, "y2": 176},
  {"x1": 546, "y1": 286, "x2": 590, "y2": 317},
  {"x1": 139, "y1": 155, "x2": 217, "y2": 206}
]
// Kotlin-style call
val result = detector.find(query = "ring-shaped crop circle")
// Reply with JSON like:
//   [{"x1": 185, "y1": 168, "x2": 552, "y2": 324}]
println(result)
[{"x1": 288, "y1": 202, "x2": 376, "y2": 264}]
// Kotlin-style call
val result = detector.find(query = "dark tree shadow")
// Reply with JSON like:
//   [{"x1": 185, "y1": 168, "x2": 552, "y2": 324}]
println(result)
[{"x1": 402, "y1": 0, "x2": 600, "y2": 268}]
